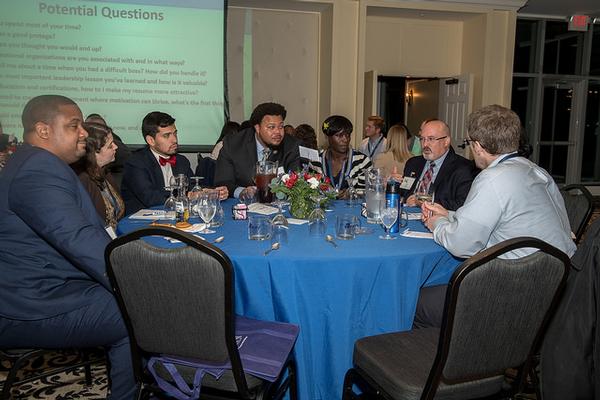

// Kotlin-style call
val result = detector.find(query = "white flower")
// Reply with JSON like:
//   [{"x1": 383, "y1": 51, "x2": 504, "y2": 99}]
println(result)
[
  {"x1": 281, "y1": 173, "x2": 290, "y2": 183},
  {"x1": 307, "y1": 177, "x2": 319, "y2": 189}
]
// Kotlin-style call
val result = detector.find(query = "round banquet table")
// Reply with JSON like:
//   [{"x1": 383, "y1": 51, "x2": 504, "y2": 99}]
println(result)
[{"x1": 117, "y1": 199, "x2": 462, "y2": 400}]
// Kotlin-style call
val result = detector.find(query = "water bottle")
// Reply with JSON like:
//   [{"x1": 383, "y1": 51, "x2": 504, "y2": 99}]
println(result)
[{"x1": 386, "y1": 181, "x2": 400, "y2": 233}]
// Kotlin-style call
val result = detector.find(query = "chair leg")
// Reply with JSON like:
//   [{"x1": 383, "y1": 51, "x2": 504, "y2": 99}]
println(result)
[
  {"x1": 1, "y1": 351, "x2": 42, "y2": 400},
  {"x1": 288, "y1": 359, "x2": 297, "y2": 400},
  {"x1": 82, "y1": 350, "x2": 93, "y2": 386},
  {"x1": 342, "y1": 368, "x2": 358, "y2": 400}
]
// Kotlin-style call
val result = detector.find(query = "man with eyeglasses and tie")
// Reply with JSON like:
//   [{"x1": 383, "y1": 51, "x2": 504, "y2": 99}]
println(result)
[
  {"x1": 401, "y1": 119, "x2": 475, "y2": 211},
  {"x1": 121, "y1": 111, "x2": 228, "y2": 214}
]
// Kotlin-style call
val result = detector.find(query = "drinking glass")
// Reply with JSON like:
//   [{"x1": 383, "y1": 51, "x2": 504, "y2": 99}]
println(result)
[
  {"x1": 379, "y1": 206, "x2": 399, "y2": 240},
  {"x1": 271, "y1": 199, "x2": 289, "y2": 227},
  {"x1": 210, "y1": 198, "x2": 225, "y2": 227},
  {"x1": 308, "y1": 194, "x2": 327, "y2": 237},
  {"x1": 248, "y1": 214, "x2": 272, "y2": 241},
  {"x1": 336, "y1": 214, "x2": 360, "y2": 240},
  {"x1": 163, "y1": 185, "x2": 177, "y2": 223},
  {"x1": 170, "y1": 174, "x2": 189, "y2": 197},
  {"x1": 196, "y1": 191, "x2": 217, "y2": 234},
  {"x1": 255, "y1": 161, "x2": 278, "y2": 203},
  {"x1": 414, "y1": 180, "x2": 433, "y2": 204},
  {"x1": 345, "y1": 177, "x2": 358, "y2": 207},
  {"x1": 398, "y1": 205, "x2": 409, "y2": 229}
]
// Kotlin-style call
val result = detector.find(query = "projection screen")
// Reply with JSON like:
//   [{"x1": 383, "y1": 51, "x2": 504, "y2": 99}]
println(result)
[{"x1": 0, "y1": 0, "x2": 226, "y2": 149}]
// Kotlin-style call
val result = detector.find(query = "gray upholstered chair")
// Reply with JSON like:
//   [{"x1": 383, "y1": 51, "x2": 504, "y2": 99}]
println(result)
[
  {"x1": 342, "y1": 237, "x2": 571, "y2": 400},
  {"x1": 560, "y1": 184, "x2": 593, "y2": 244},
  {"x1": 105, "y1": 226, "x2": 297, "y2": 400}
]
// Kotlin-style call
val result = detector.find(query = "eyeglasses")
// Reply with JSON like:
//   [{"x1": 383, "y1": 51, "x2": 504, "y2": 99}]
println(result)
[{"x1": 419, "y1": 136, "x2": 447, "y2": 144}]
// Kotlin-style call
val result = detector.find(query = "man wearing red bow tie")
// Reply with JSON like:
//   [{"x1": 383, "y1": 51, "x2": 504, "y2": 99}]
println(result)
[{"x1": 122, "y1": 111, "x2": 228, "y2": 214}]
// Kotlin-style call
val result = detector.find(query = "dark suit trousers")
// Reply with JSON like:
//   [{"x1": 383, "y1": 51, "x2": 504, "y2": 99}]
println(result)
[
  {"x1": 412, "y1": 284, "x2": 448, "y2": 329},
  {"x1": 0, "y1": 285, "x2": 136, "y2": 400}
]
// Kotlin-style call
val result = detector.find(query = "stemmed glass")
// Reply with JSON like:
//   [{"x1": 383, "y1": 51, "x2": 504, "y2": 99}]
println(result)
[
  {"x1": 271, "y1": 197, "x2": 289, "y2": 244},
  {"x1": 196, "y1": 191, "x2": 217, "y2": 234},
  {"x1": 414, "y1": 180, "x2": 433, "y2": 204},
  {"x1": 163, "y1": 185, "x2": 177, "y2": 223},
  {"x1": 308, "y1": 193, "x2": 327, "y2": 236},
  {"x1": 346, "y1": 177, "x2": 361, "y2": 208},
  {"x1": 379, "y1": 205, "x2": 399, "y2": 240}
]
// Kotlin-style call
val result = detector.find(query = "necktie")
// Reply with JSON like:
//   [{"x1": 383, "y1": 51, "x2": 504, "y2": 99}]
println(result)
[
  {"x1": 421, "y1": 162, "x2": 435, "y2": 193},
  {"x1": 159, "y1": 155, "x2": 177, "y2": 167}
]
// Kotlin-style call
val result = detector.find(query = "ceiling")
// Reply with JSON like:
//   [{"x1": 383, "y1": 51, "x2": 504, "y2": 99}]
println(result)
[{"x1": 519, "y1": 0, "x2": 600, "y2": 18}]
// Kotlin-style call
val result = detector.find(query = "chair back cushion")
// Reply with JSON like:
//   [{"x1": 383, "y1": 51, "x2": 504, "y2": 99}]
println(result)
[
  {"x1": 108, "y1": 239, "x2": 229, "y2": 362},
  {"x1": 560, "y1": 185, "x2": 593, "y2": 241},
  {"x1": 441, "y1": 250, "x2": 565, "y2": 382}
]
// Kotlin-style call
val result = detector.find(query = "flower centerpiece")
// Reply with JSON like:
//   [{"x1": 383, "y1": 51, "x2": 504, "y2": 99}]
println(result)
[{"x1": 269, "y1": 171, "x2": 336, "y2": 219}]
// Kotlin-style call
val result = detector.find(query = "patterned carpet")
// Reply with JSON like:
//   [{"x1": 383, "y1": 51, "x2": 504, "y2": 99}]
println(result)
[{"x1": 0, "y1": 350, "x2": 107, "y2": 399}]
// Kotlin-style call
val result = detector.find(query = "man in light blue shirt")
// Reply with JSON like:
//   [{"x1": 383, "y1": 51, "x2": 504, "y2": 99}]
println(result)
[{"x1": 415, "y1": 104, "x2": 576, "y2": 328}]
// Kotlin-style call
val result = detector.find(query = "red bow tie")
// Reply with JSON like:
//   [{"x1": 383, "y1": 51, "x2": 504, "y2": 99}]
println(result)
[{"x1": 159, "y1": 155, "x2": 177, "y2": 166}]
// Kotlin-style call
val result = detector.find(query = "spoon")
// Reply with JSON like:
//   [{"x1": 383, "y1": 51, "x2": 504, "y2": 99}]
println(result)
[
  {"x1": 325, "y1": 234, "x2": 338, "y2": 248},
  {"x1": 264, "y1": 242, "x2": 280, "y2": 255},
  {"x1": 213, "y1": 236, "x2": 225, "y2": 243}
]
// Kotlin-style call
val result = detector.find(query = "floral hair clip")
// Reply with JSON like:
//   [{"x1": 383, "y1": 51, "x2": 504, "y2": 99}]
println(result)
[{"x1": 322, "y1": 122, "x2": 330, "y2": 131}]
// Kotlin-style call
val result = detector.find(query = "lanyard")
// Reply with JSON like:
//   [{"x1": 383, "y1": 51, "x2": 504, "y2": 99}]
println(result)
[
  {"x1": 323, "y1": 149, "x2": 352, "y2": 191},
  {"x1": 367, "y1": 136, "x2": 384, "y2": 159},
  {"x1": 497, "y1": 152, "x2": 520, "y2": 165}
]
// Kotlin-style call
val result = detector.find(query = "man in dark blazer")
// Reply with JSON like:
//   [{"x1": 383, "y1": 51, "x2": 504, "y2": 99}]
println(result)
[
  {"x1": 215, "y1": 102, "x2": 301, "y2": 199},
  {"x1": 401, "y1": 119, "x2": 475, "y2": 211},
  {"x1": 0, "y1": 95, "x2": 136, "y2": 399},
  {"x1": 121, "y1": 111, "x2": 227, "y2": 215}
]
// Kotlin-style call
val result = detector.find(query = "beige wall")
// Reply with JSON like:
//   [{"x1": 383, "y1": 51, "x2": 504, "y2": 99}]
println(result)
[
  {"x1": 406, "y1": 79, "x2": 440, "y2": 134},
  {"x1": 365, "y1": 16, "x2": 463, "y2": 77}
]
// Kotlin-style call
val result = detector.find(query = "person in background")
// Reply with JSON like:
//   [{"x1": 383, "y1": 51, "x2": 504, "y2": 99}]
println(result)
[
  {"x1": 85, "y1": 113, "x2": 131, "y2": 191},
  {"x1": 0, "y1": 121, "x2": 19, "y2": 171},
  {"x1": 373, "y1": 123, "x2": 412, "y2": 182},
  {"x1": 122, "y1": 111, "x2": 228, "y2": 214},
  {"x1": 284, "y1": 124, "x2": 295, "y2": 138},
  {"x1": 72, "y1": 122, "x2": 124, "y2": 235},
  {"x1": 402, "y1": 119, "x2": 475, "y2": 211},
  {"x1": 294, "y1": 123, "x2": 318, "y2": 150},
  {"x1": 309, "y1": 115, "x2": 372, "y2": 196},
  {"x1": 359, "y1": 115, "x2": 387, "y2": 159},
  {"x1": 0, "y1": 95, "x2": 136, "y2": 399},
  {"x1": 210, "y1": 121, "x2": 240, "y2": 160},
  {"x1": 215, "y1": 102, "x2": 301, "y2": 199}
]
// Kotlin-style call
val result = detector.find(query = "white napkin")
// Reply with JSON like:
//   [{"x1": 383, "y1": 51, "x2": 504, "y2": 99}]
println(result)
[
  {"x1": 248, "y1": 203, "x2": 278, "y2": 215},
  {"x1": 129, "y1": 209, "x2": 166, "y2": 220},
  {"x1": 287, "y1": 218, "x2": 308, "y2": 225},
  {"x1": 400, "y1": 229, "x2": 433, "y2": 239},
  {"x1": 407, "y1": 212, "x2": 422, "y2": 220}
]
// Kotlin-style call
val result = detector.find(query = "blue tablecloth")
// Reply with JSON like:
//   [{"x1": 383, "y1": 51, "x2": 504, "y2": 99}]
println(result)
[{"x1": 117, "y1": 199, "x2": 462, "y2": 400}]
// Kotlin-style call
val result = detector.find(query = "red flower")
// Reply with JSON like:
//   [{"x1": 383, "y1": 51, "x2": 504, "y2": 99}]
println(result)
[
  {"x1": 303, "y1": 172, "x2": 311, "y2": 181},
  {"x1": 315, "y1": 173, "x2": 322, "y2": 181},
  {"x1": 324, "y1": 177, "x2": 331, "y2": 184},
  {"x1": 319, "y1": 183, "x2": 329, "y2": 191}
]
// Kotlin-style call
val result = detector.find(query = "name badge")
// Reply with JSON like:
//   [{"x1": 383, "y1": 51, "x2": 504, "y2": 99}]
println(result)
[{"x1": 400, "y1": 176, "x2": 415, "y2": 190}]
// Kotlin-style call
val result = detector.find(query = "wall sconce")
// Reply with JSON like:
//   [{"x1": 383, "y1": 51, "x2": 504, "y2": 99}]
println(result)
[{"x1": 405, "y1": 89, "x2": 414, "y2": 106}]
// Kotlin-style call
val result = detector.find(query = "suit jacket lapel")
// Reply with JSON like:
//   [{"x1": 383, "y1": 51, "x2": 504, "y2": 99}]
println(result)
[
  {"x1": 432, "y1": 148, "x2": 456, "y2": 191},
  {"x1": 144, "y1": 147, "x2": 165, "y2": 187}
]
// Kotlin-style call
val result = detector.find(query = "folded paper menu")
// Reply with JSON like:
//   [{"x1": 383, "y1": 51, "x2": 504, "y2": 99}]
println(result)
[
  {"x1": 400, "y1": 229, "x2": 433, "y2": 239},
  {"x1": 248, "y1": 203, "x2": 278, "y2": 215},
  {"x1": 129, "y1": 209, "x2": 166, "y2": 220}
]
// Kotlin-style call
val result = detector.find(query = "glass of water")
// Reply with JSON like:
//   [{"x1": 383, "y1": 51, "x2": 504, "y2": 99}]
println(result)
[{"x1": 379, "y1": 206, "x2": 398, "y2": 240}]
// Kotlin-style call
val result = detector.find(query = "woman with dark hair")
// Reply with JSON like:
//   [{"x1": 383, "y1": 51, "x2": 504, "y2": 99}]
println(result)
[
  {"x1": 210, "y1": 121, "x2": 240, "y2": 160},
  {"x1": 73, "y1": 122, "x2": 124, "y2": 233},
  {"x1": 294, "y1": 124, "x2": 318, "y2": 150},
  {"x1": 308, "y1": 115, "x2": 372, "y2": 197}
]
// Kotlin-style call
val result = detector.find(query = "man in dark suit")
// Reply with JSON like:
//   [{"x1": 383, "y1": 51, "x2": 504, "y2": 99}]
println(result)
[
  {"x1": 121, "y1": 111, "x2": 228, "y2": 215},
  {"x1": 215, "y1": 102, "x2": 301, "y2": 199},
  {"x1": 401, "y1": 119, "x2": 474, "y2": 211},
  {"x1": 0, "y1": 95, "x2": 136, "y2": 399}
]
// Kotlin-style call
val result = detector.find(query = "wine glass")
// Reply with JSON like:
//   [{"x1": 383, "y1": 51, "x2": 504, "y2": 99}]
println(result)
[
  {"x1": 271, "y1": 197, "x2": 289, "y2": 227},
  {"x1": 414, "y1": 180, "x2": 433, "y2": 204},
  {"x1": 163, "y1": 185, "x2": 177, "y2": 223},
  {"x1": 345, "y1": 177, "x2": 358, "y2": 207},
  {"x1": 308, "y1": 194, "x2": 327, "y2": 236},
  {"x1": 379, "y1": 206, "x2": 399, "y2": 240},
  {"x1": 196, "y1": 191, "x2": 217, "y2": 234}
]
